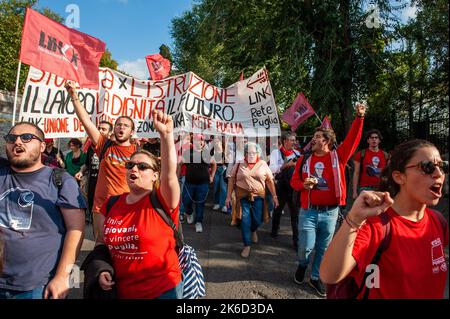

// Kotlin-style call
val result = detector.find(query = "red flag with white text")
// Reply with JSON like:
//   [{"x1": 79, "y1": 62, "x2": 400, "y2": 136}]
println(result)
[
  {"x1": 281, "y1": 92, "x2": 315, "y2": 132},
  {"x1": 19, "y1": 8, "x2": 106, "y2": 89},
  {"x1": 145, "y1": 54, "x2": 171, "y2": 80}
]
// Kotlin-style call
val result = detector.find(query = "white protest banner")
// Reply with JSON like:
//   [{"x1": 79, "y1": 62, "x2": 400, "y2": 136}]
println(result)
[{"x1": 19, "y1": 67, "x2": 281, "y2": 138}]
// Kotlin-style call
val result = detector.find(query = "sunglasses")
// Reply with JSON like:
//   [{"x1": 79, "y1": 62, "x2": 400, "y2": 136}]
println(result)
[
  {"x1": 405, "y1": 160, "x2": 449, "y2": 175},
  {"x1": 4, "y1": 133, "x2": 43, "y2": 144},
  {"x1": 125, "y1": 161, "x2": 155, "y2": 171}
]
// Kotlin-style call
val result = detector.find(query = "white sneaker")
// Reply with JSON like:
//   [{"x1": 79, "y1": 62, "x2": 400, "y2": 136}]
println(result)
[
  {"x1": 195, "y1": 222, "x2": 203, "y2": 233},
  {"x1": 221, "y1": 206, "x2": 228, "y2": 213},
  {"x1": 213, "y1": 204, "x2": 220, "y2": 210},
  {"x1": 186, "y1": 214, "x2": 194, "y2": 224}
]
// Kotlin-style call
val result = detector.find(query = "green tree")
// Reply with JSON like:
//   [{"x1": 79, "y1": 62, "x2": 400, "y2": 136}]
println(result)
[{"x1": 100, "y1": 49, "x2": 118, "y2": 70}]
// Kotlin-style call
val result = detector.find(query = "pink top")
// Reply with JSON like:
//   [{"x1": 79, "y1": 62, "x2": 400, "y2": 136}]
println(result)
[{"x1": 231, "y1": 160, "x2": 274, "y2": 194}]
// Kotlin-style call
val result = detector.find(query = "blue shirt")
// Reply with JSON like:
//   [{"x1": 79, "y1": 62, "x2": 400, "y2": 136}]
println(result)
[{"x1": 0, "y1": 166, "x2": 86, "y2": 291}]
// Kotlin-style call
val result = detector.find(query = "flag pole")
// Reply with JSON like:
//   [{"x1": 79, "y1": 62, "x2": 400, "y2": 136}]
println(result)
[
  {"x1": 12, "y1": 61, "x2": 22, "y2": 126},
  {"x1": 313, "y1": 112, "x2": 322, "y2": 123}
]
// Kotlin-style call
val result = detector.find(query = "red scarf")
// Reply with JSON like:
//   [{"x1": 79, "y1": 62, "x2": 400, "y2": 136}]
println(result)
[
  {"x1": 245, "y1": 156, "x2": 260, "y2": 169},
  {"x1": 280, "y1": 146, "x2": 294, "y2": 158}
]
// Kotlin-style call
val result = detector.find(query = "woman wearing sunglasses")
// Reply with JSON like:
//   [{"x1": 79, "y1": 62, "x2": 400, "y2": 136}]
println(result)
[
  {"x1": 95, "y1": 110, "x2": 182, "y2": 299},
  {"x1": 320, "y1": 139, "x2": 448, "y2": 298}
]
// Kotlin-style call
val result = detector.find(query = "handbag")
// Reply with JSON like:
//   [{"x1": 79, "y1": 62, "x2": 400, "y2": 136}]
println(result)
[{"x1": 149, "y1": 191, "x2": 206, "y2": 299}]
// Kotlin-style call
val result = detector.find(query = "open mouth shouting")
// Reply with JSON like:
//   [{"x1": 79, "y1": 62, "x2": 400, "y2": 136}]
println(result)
[
  {"x1": 12, "y1": 146, "x2": 26, "y2": 156},
  {"x1": 429, "y1": 183, "x2": 442, "y2": 199}
]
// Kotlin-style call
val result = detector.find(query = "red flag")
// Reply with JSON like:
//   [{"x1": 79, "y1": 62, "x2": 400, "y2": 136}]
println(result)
[
  {"x1": 19, "y1": 8, "x2": 106, "y2": 89},
  {"x1": 239, "y1": 71, "x2": 244, "y2": 81},
  {"x1": 145, "y1": 54, "x2": 171, "y2": 80},
  {"x1": 321, "y1": 115, "x2": 332, "y2": 129},
  {"x1": 281, "y1": 93, "x2": 315, "y2": 131}
]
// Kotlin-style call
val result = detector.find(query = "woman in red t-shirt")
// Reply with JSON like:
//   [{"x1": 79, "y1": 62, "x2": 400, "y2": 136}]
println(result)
[
  {"x1": 320, "y1": 139, "x2": 448, "y2": 299},
  {"x1": 96, "y1": 110, "x2": 182, "y2": 299}
]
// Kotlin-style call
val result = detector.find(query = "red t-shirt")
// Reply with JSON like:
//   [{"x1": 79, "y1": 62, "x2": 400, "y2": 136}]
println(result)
[
  {"x1": 100, "y1": 189, "x2": 181, "y2": 299},
  {"x1": 351, "y1": 207, "x2": 448, "y2": 299},
  {"x1": 300, "y1": 153, "x2": 337, "y2": 206},
  {"x1": 353, "y1": 149, "x2": 387, "y2": 187}
]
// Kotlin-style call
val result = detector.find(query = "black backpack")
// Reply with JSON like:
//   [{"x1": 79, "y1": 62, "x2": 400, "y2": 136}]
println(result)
[{"x1": 275, "y1": 149, "x2": 301, "y2": 186}]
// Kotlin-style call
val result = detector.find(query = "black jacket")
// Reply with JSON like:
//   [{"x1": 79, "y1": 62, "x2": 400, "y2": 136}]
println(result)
[{"x1": 80, "y1": 244, "x2": 117, "y2": 299}]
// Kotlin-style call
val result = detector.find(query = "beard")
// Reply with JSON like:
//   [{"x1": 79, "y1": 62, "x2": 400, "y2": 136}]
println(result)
[{"x1": 6, "y1": 148, "x2": 41, "y2": 169}]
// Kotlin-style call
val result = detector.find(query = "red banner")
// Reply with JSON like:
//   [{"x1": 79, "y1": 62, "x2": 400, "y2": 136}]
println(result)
[
  {"x1": 145, "y1": 53, "x2": 171, "y2": 80},
  {"x1": 19, "y1": 8, "x2": 105, "y2": 89},
  {"x1": 281, "y1": 92, "x2": 315, "y2": 131}
]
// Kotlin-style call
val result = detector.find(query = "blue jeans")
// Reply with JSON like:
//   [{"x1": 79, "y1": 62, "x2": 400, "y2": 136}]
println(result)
[
  {"x1": 240, "y1": 196, "x2": 263, "y2": 246},
  {"x1": 156, "y1": 281, "x2": 183, "y2": 299},
  {"x1": 213, "y1": 166, "x2": 227, "y2": 207},
  {"x1": 297, "y1": 207, "x2": 339, "y2": 280},
  {"x1": 0, "y1": 285, "x2": 45, "y2": 299},
  {"x1": 183, "y1": 182, "x2": 209, "y2": 223}
]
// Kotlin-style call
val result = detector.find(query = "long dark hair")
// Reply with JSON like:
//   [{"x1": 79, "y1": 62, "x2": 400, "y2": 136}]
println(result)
[{"x1": 379, "y1": 139, "x2": 436, "y2": 197}]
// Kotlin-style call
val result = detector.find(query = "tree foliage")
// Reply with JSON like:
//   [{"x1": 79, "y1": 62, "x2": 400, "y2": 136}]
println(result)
[{"x1": 171, "y1": 0, "x2": 448, "y2": 151}]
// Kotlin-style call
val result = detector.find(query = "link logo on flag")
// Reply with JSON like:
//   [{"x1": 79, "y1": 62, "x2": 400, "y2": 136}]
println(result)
[
  {"x1": 281, "y1": 92, "x2": 315, "y2": 131},
  {"x1": 145, "y1": 54, "x2": 171, "y2": 80}
]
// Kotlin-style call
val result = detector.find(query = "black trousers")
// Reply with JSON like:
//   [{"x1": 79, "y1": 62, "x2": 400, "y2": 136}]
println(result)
[{"x1": 271, "y1": 180, "x2": 299, "y2": 245}]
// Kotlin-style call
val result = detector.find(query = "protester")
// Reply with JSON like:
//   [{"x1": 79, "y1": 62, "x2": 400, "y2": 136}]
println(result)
[
  {"x1": 62, "y1": 138, "x2": 87, "y2": 179},
  {"x1": 320, "y1": 139, "x2": 448, "y2": 299},
  {"x1": 95, "y1": 110, "x2": 182, "y2": 299},
  {"x1": 290, "y1": 103, "x2": 366, "y2": 297},
  {"x1": 226, "y1": 142, "x2": 279, "y2": 258},
  {"x1": 211, "y1": 136, "x2": 228, "y2": 213},
  {"x1": 180, "y1": 134, "x2": 216, "y2": 233},
  {"x1": 0, "y1": 122, "x2": 85, "y2": 299},
  {"x1": 270, "y1": 132, "x2": 301, "y2": 249},
  {"x1": 352, "y1": 129, "x2": 389, "y2": 198},
  {"x1": 65, "y1": 81, "x2": 138, "y2": 240},
  {"x1": 76, "y1": 121, "x2": 113, "y2": 224},
  {"x1": 41, "y1": 138, "x2": 64, "y2": 168}
]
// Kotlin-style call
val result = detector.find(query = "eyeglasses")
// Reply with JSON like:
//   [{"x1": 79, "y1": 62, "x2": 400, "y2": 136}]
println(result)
[
  {"x1": 115, "y1": 123, "x2": 131, "y2": 129},
  {"x1": 4, "y1": 133, "x2": 43, "y2": 144},
  {"x1": 125, "y1": 161, "x2": 155, "y2": 171},
  {"x1": 405, "y1": 160, "x2": 449, "y2": 175}
]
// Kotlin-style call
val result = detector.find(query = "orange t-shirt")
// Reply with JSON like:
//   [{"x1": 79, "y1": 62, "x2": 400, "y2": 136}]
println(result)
[{"x1": 93, "y1": 135, "x2": 137, "y2": 212}]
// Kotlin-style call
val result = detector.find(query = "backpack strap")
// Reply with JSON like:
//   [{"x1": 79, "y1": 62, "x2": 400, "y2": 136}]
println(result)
[
  {"x1": 149, "y1": 190, "x2": 185, "y2": 248},
  {"x1": 52, "y1": 167, "x2": 65, "y2": 191},
  {"x1": 105, "y1": 195, "x2": 121, "y2": 217},
  {"x1": 358, "y1": 149, "x2": 366, "y2": 184},
  {"x1": 359, "y1": 212, "x2": 392, "y2": 299},
  {"x1": 99, "y1": 139, "x2": 114, "y2": 163},
  {"x1": 429, "y1": 209, "x2": 448, "y2": 236},
  {"x1": 298, "y1": 151, "x2": 312, "y2": 181}
]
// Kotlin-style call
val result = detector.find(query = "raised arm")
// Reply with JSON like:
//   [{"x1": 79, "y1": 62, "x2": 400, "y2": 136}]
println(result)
[
  {"x1": 337, "y1": 103, "x2": 366, "y2": 163},
  {"x1": 153, "y1": 110, "x2": 179, "y2": 210},
  {"x1": 65, "y1": 81, "x2": 101, "y2": 146}
]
